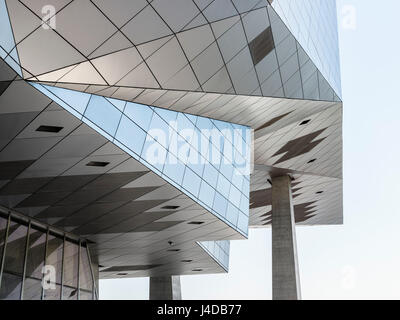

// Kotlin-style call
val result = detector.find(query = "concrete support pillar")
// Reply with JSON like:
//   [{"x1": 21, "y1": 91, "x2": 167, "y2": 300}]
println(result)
[
  {"x1": 271, "y1": 175, "x2": 301, "y2": 300},
  {"x1": 149, "y1": 276, "x2": 182, "y2": 300}
]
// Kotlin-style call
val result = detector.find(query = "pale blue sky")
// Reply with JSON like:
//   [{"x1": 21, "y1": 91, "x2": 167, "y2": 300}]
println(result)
[{"x1": 100, "y1": 0, "x2": 400, "y2": 300}]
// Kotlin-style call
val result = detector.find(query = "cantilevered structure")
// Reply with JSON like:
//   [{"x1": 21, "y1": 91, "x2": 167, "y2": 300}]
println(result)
[{"x1": 0, "y1": 0, "x2": 342, "y2": 300}]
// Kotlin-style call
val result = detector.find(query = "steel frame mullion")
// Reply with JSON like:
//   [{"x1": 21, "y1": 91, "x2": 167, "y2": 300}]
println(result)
[
  {"x1": 86, "y1": 245, "x2": 98, "y2": 300},
  {"x1": 60, "y1": 235, "x2": 66, "y2": 300},
  {"x1": 77, "y1": 240, "x2": 81, "y2": 300},
  {"x1": 41, "y1": 228, "x2": 49, "y2": 300},
  {"x1": 20, "y1": 222, "x2": 31, "y2": 300},
  {"x1": 0, "y1": 214, "x2": 11, "y2": 290}
]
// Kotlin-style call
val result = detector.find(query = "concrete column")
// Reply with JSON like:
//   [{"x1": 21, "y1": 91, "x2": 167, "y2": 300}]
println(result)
[
  {"x1": 271, "y1": 175, "x2": 301, "y2": 300},
  {"x1": 149, "y1": 276, "x2": 182, "y2": 300}
]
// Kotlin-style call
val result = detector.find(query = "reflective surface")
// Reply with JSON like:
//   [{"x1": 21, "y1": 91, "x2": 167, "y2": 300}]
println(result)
[
  {"x1": 270, "y1": 0, "x2": 342, "y2": 97},
  {"x1": 0, "y1": 0, "x2": 343, "y2": 283},
  {"x1": 198, "y1": 240, "x2": 230, "y2": 271},
  {"x1": 0, "y1": 214, "x2": 96, "y2": 300},
  {"x1": 24, "y1": 227, "x2": 46, "y2": 300},
  {"x1": 31, "y1": 83, "x2": 251, "y2": 237},
  {"x1": 1, "y1": 0, "x2": 340, "y2": 104},
  {"x1": 0, "y1": 0, "x2": 22, "y2": 75}
]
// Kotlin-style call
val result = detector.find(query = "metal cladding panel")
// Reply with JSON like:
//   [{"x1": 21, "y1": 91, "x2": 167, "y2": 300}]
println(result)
[{"x1": 2, "y1": 0, "x2": 339, "y2": 102}]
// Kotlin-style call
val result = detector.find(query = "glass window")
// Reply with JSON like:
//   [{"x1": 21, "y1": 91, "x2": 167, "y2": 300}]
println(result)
[
  {"x1": 185, "y1": 113, "x2": 198, "y2": 126},
  {"x1": 213, "y1": 192, "x2": 228, "y2": 218},
  {"x1": 83, "y1": 118, "x2": 115, "y2": 142},
  {"x1": 3, "y1": 222, "x2": 27, "y2": 275},
  {"x1": 124, "y1": 102, "x2": 154, "y2": 131},
  {"x1": 199, "y1": 133, "x2": 211, "y2": 161},
  {"x1": 154, "y1": 107, "x2": 178, "y2": 124},
  {"x1": 228, "y1": 185, "x2": 242, "y2": 209},
  {"x1": 115, "y1": 115, "x2": 147, "y2": 156},
  {"x1": 209, "y1": 144, "x2": 222, "y2": 169},
  {"x1": 0, "y1": 273, "x2": 22, "y2": 300},
  {"x1": 216, "y1": 173, "x2": 231, "y2": 196},
  {"x1": 0, "y1": 0, "x2": 16, "y2": 53},
  {"x1": 62, "y1": 241, "x2": 79, "y2": 298},
  {"x1": 162, "y1": 155, "x2": 185, "y2": 186},
  {"x1": 0, "y1": 218, "x2": 99, "y2": 300},
  {"x1": 242, "y1": 178, "x2": 250, "y2": 199},
  {"x1": 202, "y1": 164, "x2": 218, "y2": 189},
  {"x1": 196, "y1": 116, "x2": 213, "y2": 131},
  {"x1": 141, "y1": 136, "x2": 167, "y2": 173},
  {"x1": 22, "y1": 278, "x2": 42, "y2": 300},
  {"x1": 270, "y1": 0, "x2": 341, "y2": 96},
  {"x1": 0, "y1": 216, "x2": 7, "y2": 264},
  {"x1": 43, "y1": 234, "x2": 63, "y2": 300},
  {"x1": 231, "y1": 170, "x2": 244, "y2": 191},
  {"x1": 187, "y1": 130, "x2": 200, "y2": 153},
  {"x1": 233, "y1": 144, "x2": 247, "y2": 166},
  {"x1": 63, "y1": 286, "x2": 78, "y2": 301},
  {"x1": 182, "y1": 168, "x2": 201, "y2": 198},
  {"x1": 79, "y1": 290, "x2": 93, "y2": 300},
  {"x1": 79, "y1": 247, "x2": 93, "y2": 293},
  {"x1": 209, "y1": 126, "x2": 225, "y2": 150},
  {"x1": 147, "y1": 112, "x2": 170, "y2": 149},
  {"x1": 0, "y1": 46, "x2": 6, "y2": 59},
  {"x1": 25, "y1": 227, "x2": 46, "y2": 281},
  {"x1": 43, "y1": 284, "x2": 61, "y2": 300},
  {"x1": 84, "y1": 95, "x2": 122, "y2": 136},
  {"x1": 237, "y1": 212, "x2": 249, "y2": 234},
  {"x1": 226, "y1": 203, "x2": 239, "y2": 226},
  {"x1": 106, "y1": 97, "x2": 126, "y2": 112},
  {"x1": 32, "y1": 84, "x2": 83, "y2": 120},
  {"x1": 0, "y1": 221, "x2": 28, "y2": 300},
  {"x1": 22, "y1": 227, "x2": 46, "y2": 300},
  {"x1": 176, "y1": 113, "x2": 195, "y2": 142},
  {"x1": 220, "y1": 160, "x2": 234, "y2": 181},
  {"x1": 212, "y1": 119, "x2": 229, "y2": 134},
  {"x1": 45, "y1": 235, "x2": 63, "y2": 284},
  {"x1": 239, "y1": 193, "x2": 250, "y2": 215},
  {"x1": 176, "y1": 136, "x2": 191, "y2": 165},
  {"x1": 198, "y1": 181, "x2": 216, "y2": 209},
  {"x1": 167, "y1": 129, "x2": 180, "y2": 158},
  {"x1": 208, "y1": 241, "x2": 215, "y2": 253},
  {"x1": 44, "y1": 85, "x2": 91, "y2": 114},
  {"x1": 186, "y1": 151, "x2": 204, "y2": 177}
]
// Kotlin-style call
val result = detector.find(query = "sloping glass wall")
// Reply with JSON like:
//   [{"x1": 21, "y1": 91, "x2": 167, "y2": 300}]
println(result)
[
  {"x1": 30, "y1": 83, "x2": 251, "y2": 237},
  {"x1": 270, "y1": 0, "x2": 342, "y2": 97}
]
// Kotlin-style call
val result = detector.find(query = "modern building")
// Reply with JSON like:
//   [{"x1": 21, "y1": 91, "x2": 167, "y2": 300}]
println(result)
[{"x1": 0, "y1": 0, "x2": 342, "y2": 300}]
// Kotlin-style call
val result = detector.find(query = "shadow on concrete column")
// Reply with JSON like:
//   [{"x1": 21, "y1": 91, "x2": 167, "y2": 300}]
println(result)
[
  {"x1": 149, "y1": 276, "x2": 182, "y2": 300},
  {"x1": 271, "y1": 175, "x2": 301, "y2": 300}
]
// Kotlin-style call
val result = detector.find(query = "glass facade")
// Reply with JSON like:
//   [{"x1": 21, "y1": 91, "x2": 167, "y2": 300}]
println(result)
[
  {"x1": 0, "y1": 214, "x2": 97, "y2": 300},
  {"x1": 0, "y1": 0, "x2": 22, "y2": 76},
  {"x1": 270, "y1": 0, "x2": 342, "y2": 97},
  {"x1": 198, "y1": 240, "x2": 230, "y2": 271},
  {"x1": 30, "y1": 83, "x2": 251, "y2": 237}
]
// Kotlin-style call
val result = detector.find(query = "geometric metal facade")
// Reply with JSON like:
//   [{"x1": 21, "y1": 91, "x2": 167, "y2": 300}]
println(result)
[
  {"x1": 0, "y1": 0, "x2": 343, "y2": 299},
  {"x1": 30, "y1": 83, "x2": 251, "y2": 237},
  {"x1": 0, "y1": 59, "x2": 243, "y2": 279}
]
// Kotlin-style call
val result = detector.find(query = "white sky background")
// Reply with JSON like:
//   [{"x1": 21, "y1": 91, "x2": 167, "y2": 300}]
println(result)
[{"x1": 100, "y1": 0, "x2": 400, "y2": 300}]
